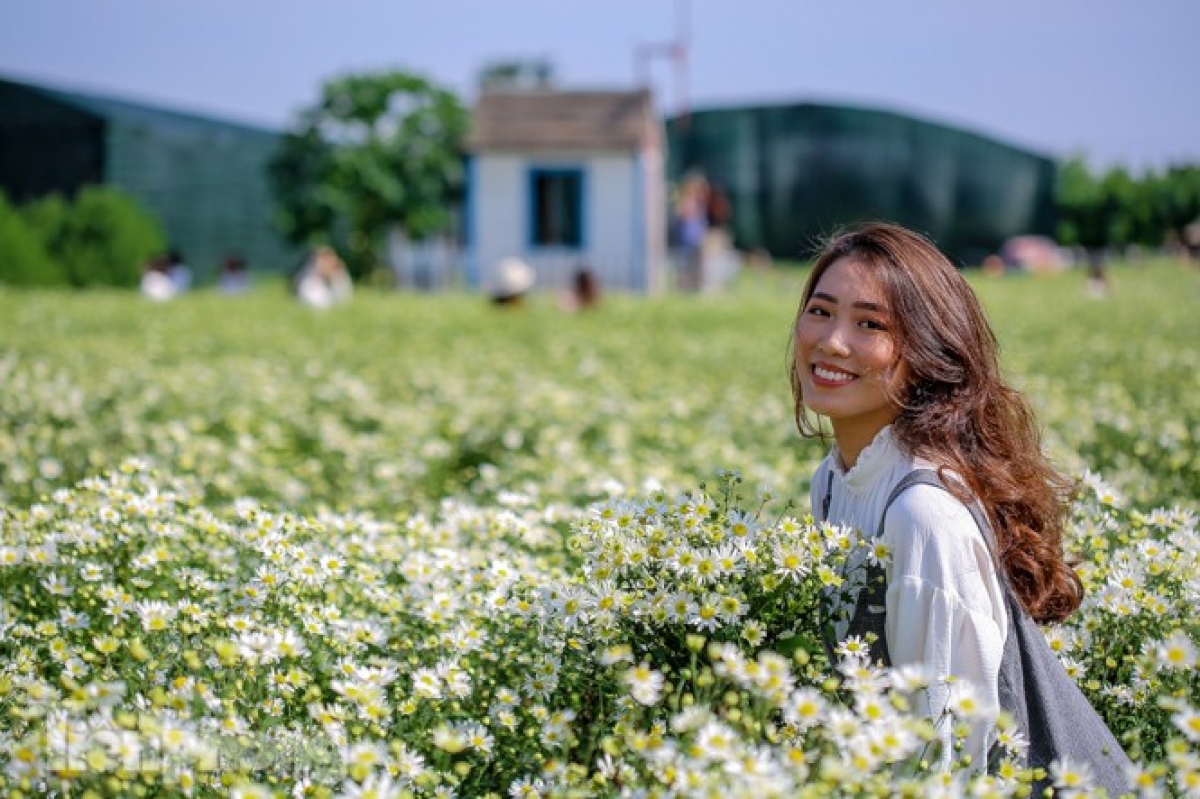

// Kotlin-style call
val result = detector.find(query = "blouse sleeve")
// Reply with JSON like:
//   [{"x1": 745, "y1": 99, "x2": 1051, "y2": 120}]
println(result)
[{"x1": 881, "y1": 484, "x2": 1007, "y2": 771}]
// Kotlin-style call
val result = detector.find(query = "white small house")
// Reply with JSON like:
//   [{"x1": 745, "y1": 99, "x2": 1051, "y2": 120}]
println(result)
[{"x1": 464, "y1": 89, "x2": 667, "y2": 294}]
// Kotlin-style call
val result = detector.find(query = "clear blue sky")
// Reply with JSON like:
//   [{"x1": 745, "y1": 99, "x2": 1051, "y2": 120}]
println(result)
[{"x1": 2, "y1": 0, "x2": 1196, "y2": 171}]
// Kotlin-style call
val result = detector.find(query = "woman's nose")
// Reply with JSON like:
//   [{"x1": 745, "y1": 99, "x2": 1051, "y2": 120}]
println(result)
[{"x1": 818, "y1": 324, "x2": 851, "y2": 357}]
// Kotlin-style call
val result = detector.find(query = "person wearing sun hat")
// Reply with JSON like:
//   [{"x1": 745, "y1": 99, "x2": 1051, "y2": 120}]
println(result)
[{"x1": 490, "y1": 257, "x2": 536, "y2": 307}]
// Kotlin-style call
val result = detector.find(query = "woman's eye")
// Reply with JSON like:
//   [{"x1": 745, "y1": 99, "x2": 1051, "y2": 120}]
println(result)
[
  {"x1": 805, "y1": 306, "x2": 830, "y2": 317},
  {"x1": 859, "y1": 319, "x2": 887, "y2": 331}
]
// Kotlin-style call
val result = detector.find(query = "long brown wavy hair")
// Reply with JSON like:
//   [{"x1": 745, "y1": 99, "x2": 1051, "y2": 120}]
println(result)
[{"x1": 788, "y1": 222, "x2": 1082, "y2": 623}]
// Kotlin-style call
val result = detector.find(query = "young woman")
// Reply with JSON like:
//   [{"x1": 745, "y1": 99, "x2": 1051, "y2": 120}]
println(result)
[{"x1": 789, "y1": 222, "x2": 1085, "y2": 773}]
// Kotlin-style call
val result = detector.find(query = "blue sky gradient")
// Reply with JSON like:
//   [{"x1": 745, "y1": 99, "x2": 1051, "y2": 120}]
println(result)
[{"x1": 1, "y1": 0, "x2": 1196, "y2": 170}]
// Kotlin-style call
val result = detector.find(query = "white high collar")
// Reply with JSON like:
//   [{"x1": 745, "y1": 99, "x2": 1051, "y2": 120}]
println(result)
[{"x1": 830, "y1": 425, "x2": 906, "y2": 495}]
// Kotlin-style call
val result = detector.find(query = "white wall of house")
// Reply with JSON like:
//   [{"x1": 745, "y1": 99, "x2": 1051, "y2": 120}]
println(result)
[
  {"x1": 469, "y1": 150, "x2": 665, "y2": 293},
  {"x1": 639, "y1": 146, "x2": 668, "y2": 294}
]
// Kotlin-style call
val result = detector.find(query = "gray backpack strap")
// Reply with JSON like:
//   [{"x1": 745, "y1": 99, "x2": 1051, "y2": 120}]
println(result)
[
  {"x1": 819, "y1": 469, "x2": 834, "y2": 522},
  {"x1": 876, "y1": 468, "x2": 991, "y2": 541}
]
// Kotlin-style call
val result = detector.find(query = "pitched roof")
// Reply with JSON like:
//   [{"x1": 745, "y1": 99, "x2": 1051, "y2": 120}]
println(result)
[{"x1": 466, "y1": 89, "x2": 655, "y2": 152}]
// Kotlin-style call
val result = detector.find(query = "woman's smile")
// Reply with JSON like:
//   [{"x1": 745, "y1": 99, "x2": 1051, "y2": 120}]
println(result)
[{"x1": 810, "y1": 362, "x2": 859, "y2": 386}]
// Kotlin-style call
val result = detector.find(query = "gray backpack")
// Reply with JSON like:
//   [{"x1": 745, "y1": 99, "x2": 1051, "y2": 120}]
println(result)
[{"x1": 821, "y1": 469, "x2": 1132, "y2": 796}]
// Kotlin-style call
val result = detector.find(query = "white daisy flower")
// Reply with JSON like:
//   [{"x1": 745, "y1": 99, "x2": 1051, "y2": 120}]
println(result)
[{"x1": 625, "y1": 662, "x2": 665, "y2": 706}]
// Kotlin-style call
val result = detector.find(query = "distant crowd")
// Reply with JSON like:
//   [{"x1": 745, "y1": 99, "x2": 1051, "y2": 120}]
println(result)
[
  {"x1": 140, "y1": 246, "x2": 353, "y2": 309},
  {"x1": 139, "y1": 244, "x2": 604, "y2": 313},
  {"x1": 140, "y1": 250, "x2": 250, "y2": 301}
]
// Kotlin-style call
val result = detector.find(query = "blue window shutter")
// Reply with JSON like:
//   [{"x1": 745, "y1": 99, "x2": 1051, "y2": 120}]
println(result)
[
  {"x1": 465, "y1": 154, "x2": 480, "y2": 288},
  {"x1": 527, "y1": 165, "x2": 585, "y2": 250}
]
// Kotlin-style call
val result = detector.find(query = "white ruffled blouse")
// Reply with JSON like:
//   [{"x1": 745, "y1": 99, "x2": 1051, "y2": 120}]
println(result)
[{"x1": 809, "y1": 425, "x2": 1009, "y2": 771}]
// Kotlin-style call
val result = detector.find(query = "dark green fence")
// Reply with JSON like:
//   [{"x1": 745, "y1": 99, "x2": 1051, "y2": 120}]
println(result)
[{"x1": 667, "y1": 102, "x2": 1057, "y2": 265}]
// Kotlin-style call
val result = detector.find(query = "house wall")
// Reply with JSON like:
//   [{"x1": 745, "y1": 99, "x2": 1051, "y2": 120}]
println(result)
[
  {"x1": 639, "y1": 146, "x2": 668, "y2": 294},
  {"x1": 473, "y1": 151, "x2": 657, "y2": 293}
]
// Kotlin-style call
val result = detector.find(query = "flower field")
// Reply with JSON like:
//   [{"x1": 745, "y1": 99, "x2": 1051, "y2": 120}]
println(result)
[{"x1": 0, "y1": 262, "x2": 1198, "y2": 798}]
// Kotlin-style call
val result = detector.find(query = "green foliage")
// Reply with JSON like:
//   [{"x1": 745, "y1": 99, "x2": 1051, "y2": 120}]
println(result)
[
  {"x1": 21, "y1": 192, "x2": 71, "y2": 247},
  {"x1": 18, "y1": 187, "x2": 165, "y2": 288},
  {"x1": 1158, "y1": 165, "x2": 1200, "y2": 242},
  {"x1": 1056, "y1": 156, "x2": 1110, "y2": 250},
  {"x1": 269, "y1": 127, "x2": 338, "y2": 251},
  {"x1": 1057, "y1": 157, "x2": 1200, "y2": 252},
  {"x1": 0, "y1": 192, "x2": 62, "y2": 287},
  {"x1": 1098, "y1": 167, "x2": 1141, "y2": 247},
  {"x1": 57, "y1": 187, "x2": 166, "y2": 287},
  {"x1": 270, "y1": 69, "x2": 469, "y2": 277}
]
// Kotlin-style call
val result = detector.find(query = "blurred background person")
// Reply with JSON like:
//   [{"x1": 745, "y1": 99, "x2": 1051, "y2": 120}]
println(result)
[
  {"x1": 294, "y1": 245, "x2": 352, "y2": 308},
  {"x1": 139, "y1": 254, "x2": 175, "y2": 301},
  {"x1": 219, "y1": 254, "x2": 250, "y2": 295},
  {"x1": 165, "y1": 249, "x2": 192, "y2": 294},
  {"x1": 671, "y1": 173, "x2": 709, "y2": 292},
  {"x1": 559, "y1": 266, "x2": 601, "y2": 312},
  {"x1": 489, "y1": 257, "x2": 535, "y2": 308}
]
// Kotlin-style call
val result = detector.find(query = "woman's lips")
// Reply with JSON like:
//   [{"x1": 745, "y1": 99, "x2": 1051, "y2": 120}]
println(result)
[{"x1": 810, "y1": 363, "x2": 858, "y2": 387}]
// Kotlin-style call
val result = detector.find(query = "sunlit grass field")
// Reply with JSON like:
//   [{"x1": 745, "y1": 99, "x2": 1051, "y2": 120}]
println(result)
[
  {"x1": 3, "y1": 260, "x2": 1198, "y2": 513},
  {"x1": 0, "y1": 260, "x2": 1198, "y2": 797}
]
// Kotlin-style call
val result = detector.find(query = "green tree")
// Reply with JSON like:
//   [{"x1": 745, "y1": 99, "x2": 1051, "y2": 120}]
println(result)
[
  {"x1": 1157, "y1": 165, "x2": 1200, "y2": 249},
  {"x1": 0, "y1": 192, "x2": 62, "y2": 286},
  {"x1": 22, "y1": 193, "x2": 72, "y2": 257},
  {"x1": 1126, "y1": 171, "x2": 1167, "y2": 247},
  {"x1": 1098, "y1": 167, "x2": 1142, "y2": 250},
  {"x1": 21, "y1": 188, "x2": 163, "y2": 288},
  {"x1": 269, "y1": 70, "x2": 469, "y2": 278},
  {"x1": 1056, "y1": 156, "x2": 1108, "y2": 251}
]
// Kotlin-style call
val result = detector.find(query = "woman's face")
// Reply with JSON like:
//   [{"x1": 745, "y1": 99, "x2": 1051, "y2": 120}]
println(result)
[{"x1": 794, "y1": 256, "x2": 906, "y2": 446}]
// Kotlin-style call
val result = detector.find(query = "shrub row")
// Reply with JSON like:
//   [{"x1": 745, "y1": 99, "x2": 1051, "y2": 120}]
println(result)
[{"x1": 0, "y1": 187, "x2": 164, "y2": 288}]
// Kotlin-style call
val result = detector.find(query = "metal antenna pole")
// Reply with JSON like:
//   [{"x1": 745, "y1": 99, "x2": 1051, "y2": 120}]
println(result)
[{"x1": 633, "y1": 0, "x2": 691, "y2": 120}]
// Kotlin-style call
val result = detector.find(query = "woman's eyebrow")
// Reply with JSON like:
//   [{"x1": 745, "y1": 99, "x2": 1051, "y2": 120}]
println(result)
[
  {"x1": 811, "y1": 291, "x2": 886, "y2": 312},
  {"x1": 853, "y1": 301, "x2": 886, "y2": 312}
]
